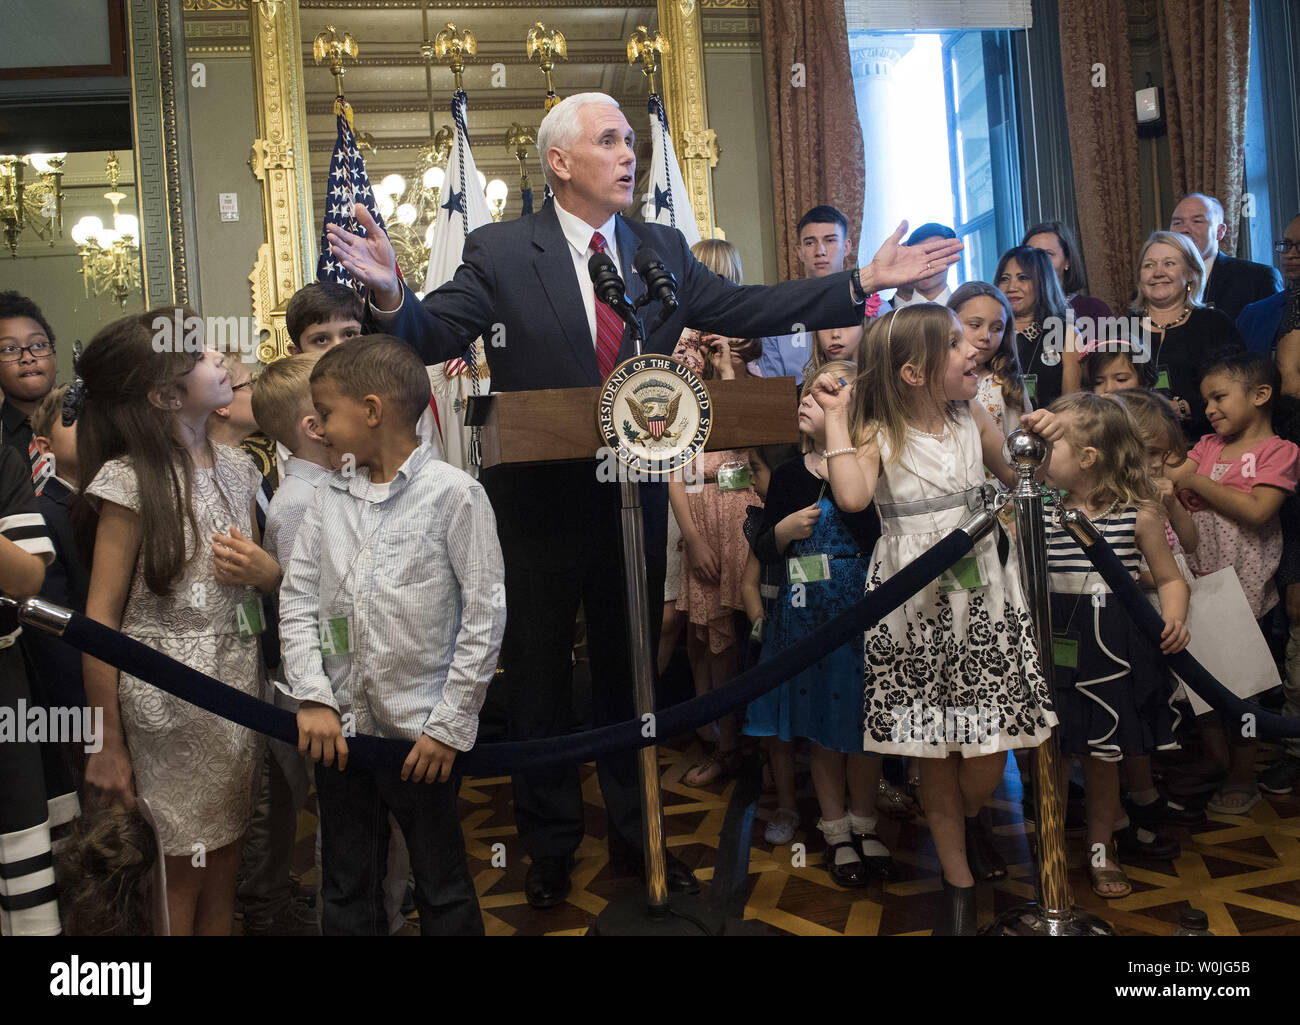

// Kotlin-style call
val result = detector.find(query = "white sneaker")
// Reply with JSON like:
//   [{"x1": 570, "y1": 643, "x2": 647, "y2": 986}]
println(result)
[{"x1": 764, "y1": 808, "x2": 799, "y2": 845}]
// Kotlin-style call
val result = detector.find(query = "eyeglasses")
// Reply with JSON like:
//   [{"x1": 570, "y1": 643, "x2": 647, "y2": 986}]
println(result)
[
  {"x1": 1276, "y1": 240, "x2": 1300, "y2": 255},
  {"x1": 0, "y1": 340, "x2": 54, "y2": 363},
  {"x1": 230, "y1": 381, "x2": 252, "y2": 392}
]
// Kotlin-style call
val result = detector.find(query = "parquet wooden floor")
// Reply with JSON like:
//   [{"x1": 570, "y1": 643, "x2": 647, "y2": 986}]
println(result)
[{"x1": 287, "y1": 739, "x2": 1300, "y2": 936}]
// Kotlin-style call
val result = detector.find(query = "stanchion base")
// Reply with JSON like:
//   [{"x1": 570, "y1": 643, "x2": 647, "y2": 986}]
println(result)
[
  {"x1": 586, "y1": 893, "x2": 729, "y2": 936},
  {"x1": 981, "y1": 902, "x2": 1116, "y2": 936}
]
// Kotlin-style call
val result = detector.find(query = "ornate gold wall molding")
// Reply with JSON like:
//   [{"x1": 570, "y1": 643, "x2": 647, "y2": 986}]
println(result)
[
  {"x1": 248, "y1": 0, "x2": 315, "y2": 362},
  {"x1": 658, "y1": 0, "x2": 718, "y2": 239},
  {"x1": 128, "y1": 0, "x2": 202, "y2": 307}
]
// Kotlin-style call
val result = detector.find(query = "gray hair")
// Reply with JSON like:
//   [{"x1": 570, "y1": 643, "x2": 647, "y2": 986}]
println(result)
[
  {"x1": 537, "y1": 92, "x2": 621, "y2": 187},
  {"x1": 1135, "y1": 230, "x2": 1207, "y2": 312}
]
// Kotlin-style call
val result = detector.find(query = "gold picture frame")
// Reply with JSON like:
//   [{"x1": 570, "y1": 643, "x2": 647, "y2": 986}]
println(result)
[{"x1": 127, "y1": 0, "x2": 203, "y2": 309}]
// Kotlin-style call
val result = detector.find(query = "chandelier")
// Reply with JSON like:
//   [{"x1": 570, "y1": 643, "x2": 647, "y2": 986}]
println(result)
[
  {"x1": 69, "y1": 153, "x2": 141, "y2": 307},
  {"x1": 0, "y1": 152, "x2": 66, "y2": 257}
]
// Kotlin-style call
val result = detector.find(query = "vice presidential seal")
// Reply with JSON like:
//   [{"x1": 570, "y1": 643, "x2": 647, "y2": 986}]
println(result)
[{"x1": 597, "y1": 355, "x2": 711, "y2": 475}]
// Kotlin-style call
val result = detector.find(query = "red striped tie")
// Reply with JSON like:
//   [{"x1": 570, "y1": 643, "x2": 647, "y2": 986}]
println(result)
[{"x1": 590, "y1": 231, "x2": 625, "y2": 379}]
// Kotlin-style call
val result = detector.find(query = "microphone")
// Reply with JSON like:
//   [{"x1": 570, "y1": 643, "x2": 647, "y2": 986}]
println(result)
[
  {"x1": 588, "y1": 250, "x2": 634, "y2": 320},
  {"x1": 634, "y1": 247, "x2": 679, "y2": 312}
]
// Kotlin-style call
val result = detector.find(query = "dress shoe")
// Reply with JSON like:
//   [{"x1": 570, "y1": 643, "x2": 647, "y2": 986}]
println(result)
[
  {"x1": 525, "y1": 855, "x2": 573, "y2": 909},
  {"x1": 933, "y1": 878, "x2": 977, "y2": 936},
  {"x1": 614, "y1": 847, "x2": 701, "y2": 894}
]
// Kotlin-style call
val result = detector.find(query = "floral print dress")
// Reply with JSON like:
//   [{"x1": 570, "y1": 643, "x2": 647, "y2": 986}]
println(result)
[{"x1": 861, "y1": 407, "x2": 1057, "y2": 757}]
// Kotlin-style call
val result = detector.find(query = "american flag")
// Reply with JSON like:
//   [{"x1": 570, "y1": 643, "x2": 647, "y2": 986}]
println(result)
[{"x1": 316, "y1": 100, "x2": 393, "y2": 292}]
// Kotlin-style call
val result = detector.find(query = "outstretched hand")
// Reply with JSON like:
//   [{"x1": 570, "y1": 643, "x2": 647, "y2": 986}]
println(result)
[
  {"x1": 324, "y1": 204, "x2": 401, "y2": 307},
  {"x1": 863, "y1": 221, "x2": 963, "y2": 292}
]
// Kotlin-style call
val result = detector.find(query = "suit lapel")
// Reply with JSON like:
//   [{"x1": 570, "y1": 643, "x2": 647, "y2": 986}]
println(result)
[{"x1": 532, "y1": 202, "x2": 600, "y2": 377}]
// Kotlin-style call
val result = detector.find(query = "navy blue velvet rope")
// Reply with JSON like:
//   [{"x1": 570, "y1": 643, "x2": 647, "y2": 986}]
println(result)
[
  {"x1": 1077, "y1": 532, "x2": 1300, "y2": 741},
  {"x1": 52, "y1": 527, "x2": 982, "y2": 775}
]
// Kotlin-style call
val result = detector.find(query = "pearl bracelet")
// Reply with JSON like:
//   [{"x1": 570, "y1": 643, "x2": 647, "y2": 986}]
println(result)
[{"x1": 823, "y1": 447, "x2": 856, "y2": 459}]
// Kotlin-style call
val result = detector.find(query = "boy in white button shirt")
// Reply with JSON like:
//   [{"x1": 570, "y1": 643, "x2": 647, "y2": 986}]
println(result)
[{"x1": 279, "y1": 335, "x2": 505, "y2": 935}]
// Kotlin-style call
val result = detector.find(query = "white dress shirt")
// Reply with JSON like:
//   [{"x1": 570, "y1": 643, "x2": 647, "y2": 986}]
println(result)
[
  {"x1": 891, "y1": 283, "x2": 953, "y2": 309},
  {"x1": 551, "y1": 201, "x2": 620, "y2": 348},
  {"x1": 278, "y1": 444, "x2": 506, "y2": 750}
]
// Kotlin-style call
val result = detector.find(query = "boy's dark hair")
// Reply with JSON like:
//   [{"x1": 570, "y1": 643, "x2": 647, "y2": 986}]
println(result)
[
  {"x1": 285, "y1": 282, "x2": 364, "y2": 346},
  {"x1": 796, "y1": 205, "x2": 848, "y2": 239},
  {"x1": 311, "y1": 334, "x2": 431, "y2": 425},
  {"x1": 905, "y1": 222, "x2": 957, "y2": 246},
  {"x1": 0, "y1": 290, "x2": 56, "y2": 344},
  {"x1": 755, "y1": 443, "x2": 802, "y2": 475}
]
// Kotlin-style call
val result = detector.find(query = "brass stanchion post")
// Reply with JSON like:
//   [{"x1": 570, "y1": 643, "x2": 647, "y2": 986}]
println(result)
[{"x1": 984, "y1": 430, "x2": 1114, "y2": 936}]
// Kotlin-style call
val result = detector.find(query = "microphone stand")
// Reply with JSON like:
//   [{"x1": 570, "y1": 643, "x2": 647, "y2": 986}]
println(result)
[{"x1": 588, "y1": 290, "x2": 728, "y2": 936}]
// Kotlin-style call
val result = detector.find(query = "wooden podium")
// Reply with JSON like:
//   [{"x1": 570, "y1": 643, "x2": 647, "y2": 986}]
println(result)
[
  {"x1": 467, "y1": 373, "x2": 797, "y2": 934},
  {"x1": 474, "y1": 376, "x2": 799, "y2": 468}
]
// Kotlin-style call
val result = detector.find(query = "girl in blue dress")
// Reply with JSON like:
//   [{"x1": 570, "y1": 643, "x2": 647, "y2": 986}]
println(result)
[{"x1": 744, "y1": 361, "x2": 890, "y2": 888}]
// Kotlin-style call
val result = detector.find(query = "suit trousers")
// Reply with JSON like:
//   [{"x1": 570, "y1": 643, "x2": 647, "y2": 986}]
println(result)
[{"x1": 482, "y1": 462, "x2": 666, "y2": 861}]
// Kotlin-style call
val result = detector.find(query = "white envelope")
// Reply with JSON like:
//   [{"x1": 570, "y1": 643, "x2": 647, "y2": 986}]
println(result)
[{"x1": 1165, "y1": 566, "x2": 1282, "y2": 717}]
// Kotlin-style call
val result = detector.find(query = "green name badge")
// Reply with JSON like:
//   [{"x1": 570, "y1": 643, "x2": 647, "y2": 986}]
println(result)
[
  {"x1": 1155, "y1": 365, "x2": 1171, "y2": 391},
  {"x1": 787, "y1": 554, "x2": 831, "y2": 584},
  {"x1": 235, "y1": 598, "x2": 266, "y2": 639},
  {"x1": 938, "y1": 554, "x2": 987, "y2": 593},
  {"x1": 717, "y1": 462, "x2": 751, "y2": 492},
  {"x1": 320, "y1": 615, "x2": 353, "y2": 656},
  {"x1": 1023, "y1": 374, "x2": 1038, "y2": 403},
  {"x1": 1052, "y1": 631, "x2": 1080, "y2": 670}
]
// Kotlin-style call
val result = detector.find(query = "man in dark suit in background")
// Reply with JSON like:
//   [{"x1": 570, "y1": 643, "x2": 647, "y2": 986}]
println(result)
[
  {"x1": 325, "y1": 91, "x2": 961, "y2": 910},
  {"x1": 1171, "y1": 192, "x2": 1282, "y2": 320}
]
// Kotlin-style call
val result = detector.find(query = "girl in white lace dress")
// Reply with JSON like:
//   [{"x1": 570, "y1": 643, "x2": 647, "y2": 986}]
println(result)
[
  {"x1": 812, "y1": 303, "x2": 1063, "y2": 935},
  {"x1": 77, "y1": 310, "x2": 279, "y2": 935}
]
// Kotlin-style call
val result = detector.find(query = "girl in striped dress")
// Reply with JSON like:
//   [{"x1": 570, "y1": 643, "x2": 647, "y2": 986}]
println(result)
[{"x1": 1041, "y1": 392, "x2": 1191, "y2": 899}]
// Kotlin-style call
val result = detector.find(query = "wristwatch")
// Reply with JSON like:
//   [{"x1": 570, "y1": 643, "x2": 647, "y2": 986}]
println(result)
[{"x1": 849, "y1": 268, "x2": 868, "y2": 305}]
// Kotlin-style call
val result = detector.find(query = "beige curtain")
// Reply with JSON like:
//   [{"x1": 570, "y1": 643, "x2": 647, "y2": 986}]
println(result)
[
  {"x1": 1059, "y1": 0, "x2": 1143, "y2": 313},
  {"x1": 1158, "y1": 0, "x2": 1252, "y2": 254},
  {"x1": 760, "y1": 0, "x2": 865, "y2": 282}
]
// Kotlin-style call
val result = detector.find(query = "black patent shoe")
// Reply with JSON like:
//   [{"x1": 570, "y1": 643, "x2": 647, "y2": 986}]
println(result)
[
  {"x1": 964, "y1": 815, "x2": 1007, "y2": 881},
  {"x1": 933, "y1": 878, "x2": 977, "y2": 936},
  {"x1": 1113, "y1": 820, "x2": 1181, "y2": 861},
  {"x1": 851, "y1": 830, "x2": 895, "y2": 880},
  {"x1": 823, "y1": 842, "x2": 869, "y2": 888}
]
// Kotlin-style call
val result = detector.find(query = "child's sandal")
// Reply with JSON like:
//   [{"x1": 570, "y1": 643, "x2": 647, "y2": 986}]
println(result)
[
  {"x1": 1088, "y1": 844, "x2": 1132, "y2": 899},
  {"x1": 683, "y1": 747, "x2": 740, "y2": 787}
]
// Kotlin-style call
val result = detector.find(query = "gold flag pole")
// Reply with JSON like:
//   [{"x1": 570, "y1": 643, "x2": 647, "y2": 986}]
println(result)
[{"x1": 526, "y1": 22, "x2": 567, "y2": 112}]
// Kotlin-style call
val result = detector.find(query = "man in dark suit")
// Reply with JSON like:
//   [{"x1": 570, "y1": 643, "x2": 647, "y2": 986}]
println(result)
[
  {"x1": 1171, "y1": 193, "x2": 1282, "y2": 320},
  {"x1": 326, "y1": 91, "x2": 961, "y2": 909}
]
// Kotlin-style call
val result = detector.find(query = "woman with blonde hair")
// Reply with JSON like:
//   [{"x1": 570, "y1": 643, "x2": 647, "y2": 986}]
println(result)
[{"x1": 1124, "y1": 230, "x2": 1245, "y2": 440}]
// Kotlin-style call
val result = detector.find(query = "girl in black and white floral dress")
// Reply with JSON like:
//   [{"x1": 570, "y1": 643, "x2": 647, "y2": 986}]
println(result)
[{"x1": 812, "y1": 303, "x2": 1062, "y2": 935}]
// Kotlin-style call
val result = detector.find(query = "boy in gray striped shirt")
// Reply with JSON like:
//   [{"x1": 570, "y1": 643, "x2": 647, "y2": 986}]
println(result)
[{"x1": 278, "y1": 335, "x2": 506, "y2": 935}]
